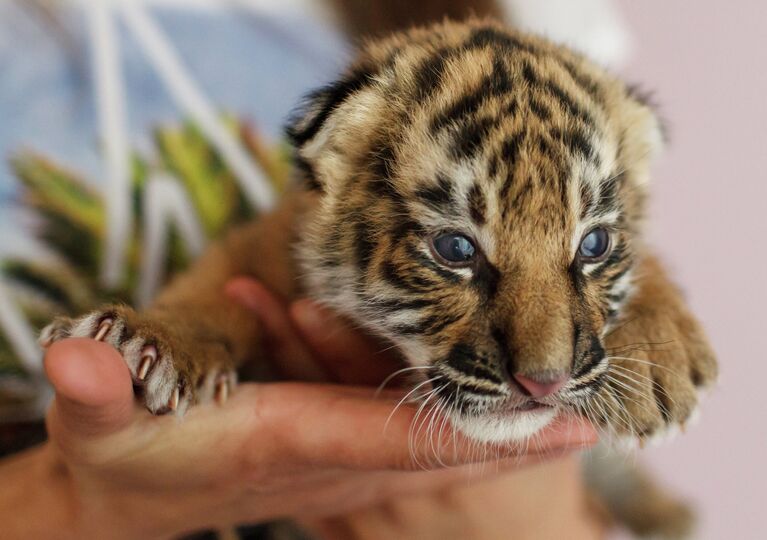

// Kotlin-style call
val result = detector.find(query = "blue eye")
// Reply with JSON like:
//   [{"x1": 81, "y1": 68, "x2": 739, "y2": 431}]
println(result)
[
  {"x1": 432, "y1": 233, "x2": 476, "y2": 265},
  {"x1": 579, "y1": 228, "x2": 611, "y2": 261}
]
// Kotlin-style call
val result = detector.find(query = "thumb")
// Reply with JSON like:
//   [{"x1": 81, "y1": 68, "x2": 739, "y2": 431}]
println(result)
[{"x1": 44, "y1": 338, "x2": 134, "y2": 440}]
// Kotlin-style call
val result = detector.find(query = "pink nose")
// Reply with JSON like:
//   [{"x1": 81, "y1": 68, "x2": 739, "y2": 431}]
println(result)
[{"x1": 513, "y1": 373, "x2": 569, "y2": 398}]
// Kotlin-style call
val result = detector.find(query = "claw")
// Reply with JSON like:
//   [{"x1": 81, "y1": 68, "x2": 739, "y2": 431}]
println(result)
[
  {"x1": 137, "y1": 347, "x2": 156, "y2": 380},
  {"x1": 39, "y1": 333, "x2": 54, "y2": 349},
  {"x1": 215, "y1": 377, "x2": 229, "y2": 404},
  {"x1": 94, "y1": 318, "x2": 113, "y2": 342},
  {"x1": 137, "y1": 356, "x2": 152, "y2": 380},
  {"x1": 169, "y1": 386, "x2": 180, "y2": 411}
]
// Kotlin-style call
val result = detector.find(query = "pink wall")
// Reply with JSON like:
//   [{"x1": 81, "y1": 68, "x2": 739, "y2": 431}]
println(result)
[{"x1": 616, "y1": 1, "x2": 767, "y2": 537}]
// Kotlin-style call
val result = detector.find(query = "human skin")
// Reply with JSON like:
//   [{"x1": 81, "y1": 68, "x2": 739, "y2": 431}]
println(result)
[
  {"x1": 0, "y1": 279, "x2": 597, "y2": 539},
  {"x1": 303, "y1": 457, "x2": 606, "y2": 540}
]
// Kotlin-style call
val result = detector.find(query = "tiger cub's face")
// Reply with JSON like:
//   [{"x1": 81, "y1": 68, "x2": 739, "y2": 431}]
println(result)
[{"x1": 291, "y1": 20, "x2": 664, "y2": 442}]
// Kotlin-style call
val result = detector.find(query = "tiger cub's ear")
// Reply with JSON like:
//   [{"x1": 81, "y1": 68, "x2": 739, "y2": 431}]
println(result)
[
  {"x1": 618, "y1": 85, "x2": 667, "y2": 187},
  {"x1": 286, "y1": 67, "x2": 384, "y2": 191}
]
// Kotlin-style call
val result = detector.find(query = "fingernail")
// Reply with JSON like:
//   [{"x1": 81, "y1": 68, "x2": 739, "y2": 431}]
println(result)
[
  {"x1": 291, "y1": 300, "x2": 325, "y2": 332},
  {"x1": 575, "y1": 426, "x2": 599, "y2": 447},
  {"x1": 226, "y1": 281, "x2": 270, "y2": 317},
  {"x1": 549, "y1": 419, "x2": 598, "y2": 449},
  {"x1": 232, "y1": 286, "x2": 261, "y2": 312}
]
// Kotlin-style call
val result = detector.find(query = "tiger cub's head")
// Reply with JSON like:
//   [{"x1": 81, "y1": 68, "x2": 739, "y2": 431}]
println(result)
[{"x1": 290, "y1": 20, "x2": 664, "y2": 442}]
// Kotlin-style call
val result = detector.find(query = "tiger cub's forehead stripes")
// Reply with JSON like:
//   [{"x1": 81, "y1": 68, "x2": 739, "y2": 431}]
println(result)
[
  {"x1": 364, "y1": 23, "x2": 623, "y2": 242},
  {"x1": 290, "y1": 22, "x2": 627, "y2": 225}
]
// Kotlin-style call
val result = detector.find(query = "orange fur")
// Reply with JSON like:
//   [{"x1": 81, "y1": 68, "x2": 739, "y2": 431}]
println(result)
[{"x1": 42, "y1": 20, "x2": 717, "y2": 538}]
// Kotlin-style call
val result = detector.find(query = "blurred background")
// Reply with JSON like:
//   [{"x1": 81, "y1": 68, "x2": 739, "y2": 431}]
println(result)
[{"x1": 0, "y1": 1, "x2": 764, "y2": 538}]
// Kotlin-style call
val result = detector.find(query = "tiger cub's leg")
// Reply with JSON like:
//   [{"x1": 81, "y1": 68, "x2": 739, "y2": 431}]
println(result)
[
  {"x1": 584, "y1": 445, "x2": 695, "y2": 539},
  {"x1": 587, "y1": 254, "x2": 718, "y2": 538},
  {"x1": 40, "y1": 195, "x2": 307, "y2": 414}
]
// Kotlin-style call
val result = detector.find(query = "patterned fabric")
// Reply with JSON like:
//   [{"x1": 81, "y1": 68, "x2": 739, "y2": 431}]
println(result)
[{"x1": 0, "y1": 3, "x2": 343, "y2": 428}]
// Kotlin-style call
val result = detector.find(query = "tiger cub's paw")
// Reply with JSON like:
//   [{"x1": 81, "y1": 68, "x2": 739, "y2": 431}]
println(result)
[
  {"x1": 600, "y1": 305, "x2": 718, "y2": 445},
  {"x1": 40, "y1": 305, "x2": 237, "y2": 415}
]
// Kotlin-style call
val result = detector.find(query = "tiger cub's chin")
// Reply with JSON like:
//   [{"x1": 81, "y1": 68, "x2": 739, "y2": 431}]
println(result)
[{"x1": 451, "y1": 407, "x2": 559, "y2": 443}]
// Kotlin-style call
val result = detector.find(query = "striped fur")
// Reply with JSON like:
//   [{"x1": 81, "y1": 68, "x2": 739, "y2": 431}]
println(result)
[
  {"x1": 39, "y1": 17, "x2": 718, "y2": 537},
  {"x1": 291, "y1": 19, "x2": 670, "y2": 441}
]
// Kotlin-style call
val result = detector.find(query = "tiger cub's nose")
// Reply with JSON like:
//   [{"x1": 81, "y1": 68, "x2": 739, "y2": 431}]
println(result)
[{"x1": 513, "y1": 372, "x2": 569, "y2": 398}]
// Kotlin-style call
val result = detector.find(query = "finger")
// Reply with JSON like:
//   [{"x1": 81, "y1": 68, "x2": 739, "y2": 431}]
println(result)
[
  {"x1": 360, "y1": 451, "x2": 579, "y2": 502},
  {"x1": 225, "y1": 278, "x2": 329, "y2": 382},
  {"x1": 44, "y1": 338, "x2": 134, "y2": 439},
  {"x1": 290, "y1": 300, "x2": 402, "y2": 385},
  {"x1": 253, "y1": 383, "x2": 597, "y2": 472}
]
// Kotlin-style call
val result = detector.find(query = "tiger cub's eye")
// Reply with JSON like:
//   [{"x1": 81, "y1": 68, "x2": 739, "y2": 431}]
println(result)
[
  {"x1": 432, "y1": 233, "x2": 476, "y2": 265},
  {"x1": 578, "y1": 227, "x2": 611, "y2": 262}
]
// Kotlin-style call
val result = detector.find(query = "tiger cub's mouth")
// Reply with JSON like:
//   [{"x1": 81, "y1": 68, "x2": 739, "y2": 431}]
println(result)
[
  {"x1": 505, "y1": 400, "x2": 554, "y2": 413},
  {"x1": 426, "y1": 362, "x2": 608, "y2": 443},
  {"x1": 449, "y1": 402, "x2": 561, "y2": 444}
]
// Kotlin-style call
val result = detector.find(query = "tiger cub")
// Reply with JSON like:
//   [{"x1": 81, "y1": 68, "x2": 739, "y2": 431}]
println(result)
[{"x1": 41, "y1": 19, "x2": 717, "y2": 537}]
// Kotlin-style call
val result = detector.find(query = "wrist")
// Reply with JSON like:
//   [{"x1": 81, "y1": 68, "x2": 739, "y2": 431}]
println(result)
[
  {"x1": 0, "y1": 444, "x2": 81, "y2": 539},
  {"x1": 9, "y1": 444, "x2": 184, "y2": 540}
]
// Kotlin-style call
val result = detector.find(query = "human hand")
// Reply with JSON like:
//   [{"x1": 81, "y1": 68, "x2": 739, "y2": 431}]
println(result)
[{"x1": 4, "y1": 281, "x2": 596, "y2": 539}]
